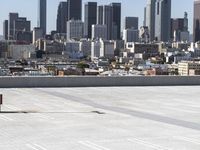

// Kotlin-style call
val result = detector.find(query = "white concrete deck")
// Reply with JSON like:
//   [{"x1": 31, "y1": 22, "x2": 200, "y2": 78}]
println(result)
[{"x1": 0, "y1": 86, "x2": 200, "y2": 150}]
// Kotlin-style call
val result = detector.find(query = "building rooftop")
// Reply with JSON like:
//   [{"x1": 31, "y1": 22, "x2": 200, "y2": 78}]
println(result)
[{"x1": 0, "y1": 86, "x2": 200, "y2": 150}]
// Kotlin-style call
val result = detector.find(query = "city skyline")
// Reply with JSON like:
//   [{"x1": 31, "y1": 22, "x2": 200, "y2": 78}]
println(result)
[{"x1": 0, "y1": 0, "x2": 193, "y2": 35}]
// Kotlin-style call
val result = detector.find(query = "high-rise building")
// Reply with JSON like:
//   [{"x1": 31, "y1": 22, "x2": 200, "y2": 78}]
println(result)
[
  {"x1": 92, "y1": 24, "x2": 107, "y2": 40},
  {"x1": 111, "y1": 3, "x2": 121, "y2": 40},
  {"x1": 123, "y1": 29, "x2": 139, "y2": 43},
  {"x1": 97, "y1": 5, "x2": 103, "y2": 25},
  {"x1": 100, "y1": 39, "x2": 115, "y2": 58},
  {"x1": 183, "y1": 12, "x2": 189, "y2": 32},
  {"x1": 67, "y1": 20, "x2": 84, "y2": 40},
  {"x1": 171, "y1": 19, "x2": 184, "y2": 39},
  {"x1": 155, "y1": 0, "x2": 171, "y2": 42},
  {"x1": 33, "y1": 27, "x2": 43, "y2": 45},
  {"x1": 97, "y1": 3, "x2": 121, "y2": 40},
  {"x1": 56, "y1": 2, "x2": 68, "y2": 34},
  {"x1": 8, "y1": 13, "x2": 19, "y2": 40},
  {"x1": 15, "y1": 31, "x2": 32, "y2": 44},
  {"x1": 139, "y1": 26, "x2": 150, "y2": 43},
  {"x1": 91, "y1": 40, "x2": 101, "y2": 61},
  {"x1": 103, "y1": 5, "x2": 113, "y2": 40},
  {"x1": 79, "y1": 39, "x2": 91, "y2": 57},
  {"x1": 38, "y1": 0, "x2": 47, "y2": 36},
  {"x1": 8, "y1": 13, "x2": 31, "y2": 42},
  {"x1": 171, "y1": 12, "x2": 189, "y2": 42},
  {"x1": 13, "y1": 18, "x2": 30, "y2": 34},
  {"x1": 125, "y1": 17, "x2": 139, "y2": 30},
  {"x1": 144, "y1": 7, "x2": 147, "y2": 26},
  {"x1": 13, "y1": 17, "x2": 31, "y2": 43},
  {"x1": 68, "y1": 0, "x2": 82, "y2": 20},
  {"x1": 194, "y1": 0, "x2": 200, "y2": 42},
  {"x1": 171, "y1": 19, "x2": 184, "y2": 33},
  {"x1": 3, "y1": 20, "x2": 8, "y2": 40},
  {"x1": 84, "y1": 2, "x2": 97, "y2": 38},
  {"x1": 146, "y1": 0, "x2": 156, "y2": 41}
]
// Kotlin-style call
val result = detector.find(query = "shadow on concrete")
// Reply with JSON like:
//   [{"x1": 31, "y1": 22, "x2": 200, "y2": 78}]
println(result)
[
  {"x1": 0, "y1": 110, "x2": 106, "y2": 114},
  {"x1": 0, "y1": 111, "x2": 37, "y2": 114}
]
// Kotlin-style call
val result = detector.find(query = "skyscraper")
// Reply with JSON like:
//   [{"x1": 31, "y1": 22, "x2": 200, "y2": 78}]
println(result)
[
  {"x1": 92, "y1": 24, "x2": 107, "y2": 40},
  {"x1": 56, "y1": 1, "x2": 68, "y2": 34},
  {"x1": 97, "y1": 5, "x2": 103, "y2": 25},
  {"x1": 8, "y1": 13, "x2": 19, "y2": 40},
  {"x1": 183, "y1": 12, "x2": 188, "y2": 32},
  {"x1": 67, "y1": 20, "x2": 84, "y2": 40},
  {"x1": 38, "y1": 0, "x2": 47, "y2": 36},
  {"x1": 33, "y1": 27, "x2": 43, "y2": 44},
  {"x1": 155, "y1": 0, "x2": 171, "y2": 42},
  {"x1": 111, "y1": 3, "x2": 121, "y2": 40},
  {"x1": 84, "y1": 2, "x2": 97, "y2": 38},
  {"x1": 125, "y1": 17, "x2": 139, "y2": 30},
  {"x1": 13, "y1": 17, "x2": 31, "y2": 35},
  {"x1": 144, "y1": 7, "x2": 147, "y2": 26},
  {"x1": 68, "y1": 0, "x2": 82, "y2": 20},
  {"x1": 13, "y1": 17, "x2": 31, "y2": 43},
  {"x1": 171, "y1": 12, "x2": 189, "y2": 42},
  {"x1": 97, "y1": 3, "x2": 121, "y2": 40},
  {"x1": 123, "y1": 28, "x2": 139, "y2": 43},
  {"x1": 171, "y1": 18, "x2": 184, "y2": 39},
  {"x1": 194, "y1": 0, "x2": 200, "y2": 42},
  {"x1": 3, "y1": 20, "x2": 8, "y2": 40},
  {"x1": 146, "y1": 0, "x2": 156, "y2": 41},
  {"x1": 103, "y1": 5, "x2": 113, "y2": 40}
]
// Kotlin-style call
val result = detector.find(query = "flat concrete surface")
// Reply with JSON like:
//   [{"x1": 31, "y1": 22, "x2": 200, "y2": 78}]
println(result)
[{"x1": 0, "y1": 87, "x2": 200, "y2": 150}]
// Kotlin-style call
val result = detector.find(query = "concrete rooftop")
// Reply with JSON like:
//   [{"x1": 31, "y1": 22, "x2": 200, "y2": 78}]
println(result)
[{"x1": 0, "y1": 86, "x2": 200, "y2": 150}]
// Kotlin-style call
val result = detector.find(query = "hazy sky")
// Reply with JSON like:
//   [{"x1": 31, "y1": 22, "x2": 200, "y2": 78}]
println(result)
[{"x1": 0, "y1": 0, "x2": 194, "y2": 35}]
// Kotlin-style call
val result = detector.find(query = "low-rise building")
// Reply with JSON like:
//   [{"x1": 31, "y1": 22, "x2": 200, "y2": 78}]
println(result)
[
  {"x1": 145, "y1": 67, "x2": 168, "y2": 76},
  {"x1": 188, "y1": 42, "x2": 200, "y2": 57},
  {"x1": 8, "y1": 44, "x2": 35, "y2": 59},
  {"x1": 189, "y1": 69, "x2": 200, "y2": 75},
  {"x1": 178, "y1": 61, "x2": 200, "y2": 76},
  {"x1": 172, "y1": 42, "x2": 189, "y2": 50},
  {"x1": 126, "y1": 42, "x2": 159, "y2": 59}
]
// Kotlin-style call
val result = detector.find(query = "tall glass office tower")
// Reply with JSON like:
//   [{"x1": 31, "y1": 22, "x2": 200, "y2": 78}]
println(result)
[
  {"x1": 84, "y1": 2, "x2": 97, "y2": 38},
  {"x1": 68, "y1": 0, "x2": 82, "y2": 20},
  {"x1": 111, "y1": 3, "x2": 121, "y2": 40},
  {"x1": 146, "y1": 0, "x2": 156, "y2": 41},
  {"x1": 56, "y1": 1, "x2": 68, "y2": 34},
  {"x1": 38, "y1": 0, "x2": 46, "y2": 36},
  {"x1": 97, "y1": 3, "x2": 121, "y2": 40},
  {"x1": 155, "y1": 0, "x2": 171, "y2": 42},
  {"x1": 194, "y1": 0, "x2": 200, "y2": 42}
]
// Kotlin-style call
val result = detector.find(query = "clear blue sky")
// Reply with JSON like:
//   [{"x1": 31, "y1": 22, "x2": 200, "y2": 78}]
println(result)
[{"x1": 0, "y1": 0, "x2": 193, "y2": 35}]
